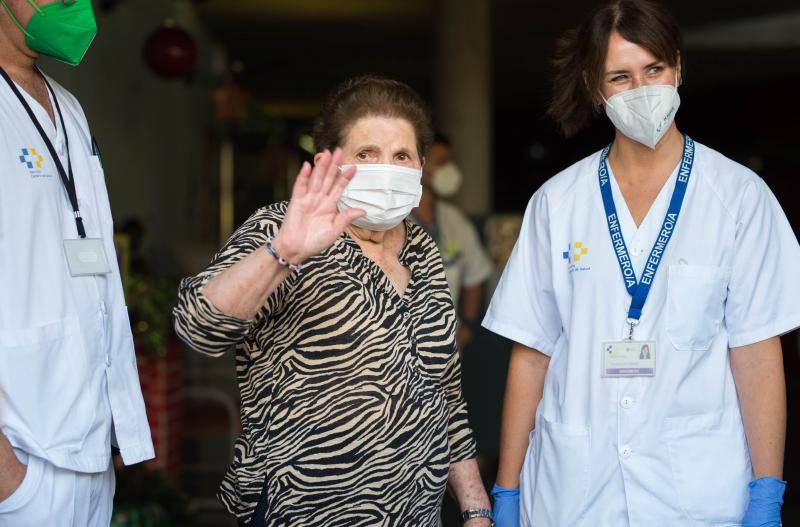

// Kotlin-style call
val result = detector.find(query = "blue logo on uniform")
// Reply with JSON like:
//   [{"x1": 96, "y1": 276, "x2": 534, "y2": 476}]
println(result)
[
  {"x1": 564, "y1": 241, "x2": 591, "y2": 272},
  {"x1": 563, "y1": 241, "x2": 588, "y2": 264},
  {"x1": 18, "y1": 147, "x2": 49, "y2": 177}
]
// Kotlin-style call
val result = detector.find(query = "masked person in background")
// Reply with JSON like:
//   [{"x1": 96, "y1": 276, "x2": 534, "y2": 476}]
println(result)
[
  {"x1": 411, "y1": 134, "x2": 493, "y2": 352},
  {"x1": 0, "y1": 1, "x2": 154, "y2": 526},
  {"x1": 485, "y1": 1, "x2": 800, "y2": 526},
  {"x1": 173, "y1": 76, "x2": 492, "y2": 527}
]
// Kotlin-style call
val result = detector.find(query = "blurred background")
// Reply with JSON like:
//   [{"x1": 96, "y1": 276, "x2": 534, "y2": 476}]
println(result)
[{"x1": 39, "y1": 0, "x2": 800, "y2": 525}]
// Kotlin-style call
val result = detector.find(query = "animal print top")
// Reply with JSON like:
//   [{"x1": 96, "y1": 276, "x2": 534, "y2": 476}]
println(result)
[{"x1": 173, "y1": 202, "x2": 477, "y2": 526}]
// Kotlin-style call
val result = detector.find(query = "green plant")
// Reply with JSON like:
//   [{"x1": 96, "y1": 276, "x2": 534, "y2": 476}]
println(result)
[{"x1": 127, "y1": 274, "x2": 176, "y2": 358}]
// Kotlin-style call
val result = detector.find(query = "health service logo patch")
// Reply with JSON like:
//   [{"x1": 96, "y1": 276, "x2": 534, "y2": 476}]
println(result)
[
  {"x1": 18, "y1": 147, "x2": 49, "y2": 178},
  {"x1": 563, "y1": 241, "x2": 590, "y2": 272}
]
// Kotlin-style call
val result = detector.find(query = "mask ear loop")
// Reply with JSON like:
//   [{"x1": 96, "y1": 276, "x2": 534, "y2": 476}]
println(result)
[
  {"x1": 0, "y1": 0, "x2": 46, "y2": 39},
  {"x1": 0, "y1": 0, "x2": 33, "y2": 37},
  {"x1": 600, "y1": 91, "x2": 614, "y2": 111},
  {"x1": 26, "y1": 0, "x2": 43, "y2": 15}
]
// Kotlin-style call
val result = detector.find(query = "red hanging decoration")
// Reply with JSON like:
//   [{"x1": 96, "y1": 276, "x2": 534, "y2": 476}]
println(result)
[{"x1": 143, "y1": 23, "x2": 198, "y2": 79}]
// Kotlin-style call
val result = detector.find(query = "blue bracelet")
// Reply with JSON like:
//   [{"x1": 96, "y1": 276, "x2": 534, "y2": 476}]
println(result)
[{"x1": 265, "y1": 237, "x2": 302, "y2": 274}]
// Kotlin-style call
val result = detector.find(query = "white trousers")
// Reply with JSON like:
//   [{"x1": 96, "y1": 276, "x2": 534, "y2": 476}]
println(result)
[{"x1": 0, "y1": 449, "x2": 115, "y2": 527}]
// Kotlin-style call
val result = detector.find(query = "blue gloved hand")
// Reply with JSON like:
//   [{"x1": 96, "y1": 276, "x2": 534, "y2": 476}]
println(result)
[
  {"x1": 491, "y1": 483, "x2": 520, "y2": 527},
  {"x1": 742, "y1": 477, "x2": 786, "y2": 527}
]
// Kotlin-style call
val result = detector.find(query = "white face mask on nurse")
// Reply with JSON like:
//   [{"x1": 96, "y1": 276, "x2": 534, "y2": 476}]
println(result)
[{"x1": 599, "y1": 32, "x2": 682, "y2": 150}]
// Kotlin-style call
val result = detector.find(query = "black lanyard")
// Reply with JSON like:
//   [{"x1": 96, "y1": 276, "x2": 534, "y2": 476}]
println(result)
[{"x1": 0, "y1": 66, "x2": 87, "y2": 238}]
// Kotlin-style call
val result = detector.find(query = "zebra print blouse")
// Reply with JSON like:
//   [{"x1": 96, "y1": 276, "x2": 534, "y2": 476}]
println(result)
[{"x1": 173, "y1": 202, "x2": 477, "y2": 526}]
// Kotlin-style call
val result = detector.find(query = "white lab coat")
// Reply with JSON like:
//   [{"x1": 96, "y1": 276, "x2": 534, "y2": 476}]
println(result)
[
  {"x1": 483, "y1": 141, "x2": 800, "y2": 526},
  {"x1": 0, "y1": 72, "x2": 153, "y2": 472}
]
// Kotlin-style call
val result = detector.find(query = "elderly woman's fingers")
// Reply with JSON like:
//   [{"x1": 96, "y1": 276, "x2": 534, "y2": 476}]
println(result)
[
  {"x1": 319, "y1": 148, "x2": 344, "y2": 196},
  {"x1": 333, "y1": 206, "x2": 366, "y2": 234},
  {"x1": 308, "y1": 150, "x2": 330, "y2": 193},
  {"x1": 330, "y1": 163, "x2": 356, "y2": 203},
  {"x1": 291, "y1": 161, "x2": 312, "y2": 200}
]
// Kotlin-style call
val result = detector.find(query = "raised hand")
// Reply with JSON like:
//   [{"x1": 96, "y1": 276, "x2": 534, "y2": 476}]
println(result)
[{"x1": 272, "y1": 148, "x2": 365, "y2": 263}]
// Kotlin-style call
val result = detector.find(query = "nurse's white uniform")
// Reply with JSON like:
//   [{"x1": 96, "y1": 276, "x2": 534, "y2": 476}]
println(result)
[
  {"x1": 483, "y1": 141, "x2": 800, "y2": 527},
  {"x1": 0, "y1": 72, "x2": 153, "y2": 524}
]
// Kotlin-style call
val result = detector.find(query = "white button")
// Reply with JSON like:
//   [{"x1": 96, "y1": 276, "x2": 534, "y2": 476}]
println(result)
[
  {"x1": 104, "y1": 353, "x2": 111, "y2": 367},
  {"x1": 403, "y1": 312, "x2": 410, "y2": 319},
  {"x1": 631, "y1": 247, "x2": 642, "y2": 256},
  {"x1": 57, "y1": 140, "x2": 65, "y2": 156},
  {"x1": 619, "y1": 446, "x2": 632, "y2": 459},
  {"x1": 620, "y1": 396, "x2": 634, "y2": 409}
]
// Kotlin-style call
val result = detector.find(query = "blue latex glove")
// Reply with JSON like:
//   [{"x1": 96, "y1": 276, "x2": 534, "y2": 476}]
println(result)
[
  {"x1": 491, "y1": 483, "x2": 520, "y2": 527},
  {"x1": 742, "y1": 477, "x2": 786, "y2": 527}
]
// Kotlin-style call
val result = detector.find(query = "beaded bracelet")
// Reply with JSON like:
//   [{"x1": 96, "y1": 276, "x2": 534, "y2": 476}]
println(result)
[{"x1": 265, "y1": 237, "x2": 303, "y2": 274}]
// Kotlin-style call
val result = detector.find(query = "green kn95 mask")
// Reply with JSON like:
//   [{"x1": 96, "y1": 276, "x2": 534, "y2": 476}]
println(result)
[{"x1": 0, "y1": 0, "x2": 97, "y2": 66}]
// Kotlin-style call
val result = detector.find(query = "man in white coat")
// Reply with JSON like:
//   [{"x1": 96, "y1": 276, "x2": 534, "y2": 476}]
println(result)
[{"x1": 0, "y1": 1, "x2": 153, "y2": 525}]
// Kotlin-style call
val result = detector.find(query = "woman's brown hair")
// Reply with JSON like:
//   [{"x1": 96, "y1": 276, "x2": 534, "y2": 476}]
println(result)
[
  {"x1": 546, "y1": 0, "x2": 684, "y2": 137},
  {"x1": 313, "y1": 75, "x2": 434, "y2": 160}
]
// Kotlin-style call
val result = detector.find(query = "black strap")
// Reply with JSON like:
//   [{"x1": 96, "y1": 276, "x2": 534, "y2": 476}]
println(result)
[
  {"x1": 249, "y1": 477, "x2": 270, "y2": 527},
  {"x1": 0, "y1": 66, "x2": 87, "y2": 238}
]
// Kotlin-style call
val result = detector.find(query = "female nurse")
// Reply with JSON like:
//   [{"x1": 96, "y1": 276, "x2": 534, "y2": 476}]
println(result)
[{"x1": 484, "y1": 1, "x2": 800, "y2": 526}]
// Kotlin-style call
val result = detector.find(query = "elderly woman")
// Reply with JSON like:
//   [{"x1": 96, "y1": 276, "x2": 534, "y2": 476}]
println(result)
[{"x1": 173, "y1": 76, "x2": 492, "y2": 527}]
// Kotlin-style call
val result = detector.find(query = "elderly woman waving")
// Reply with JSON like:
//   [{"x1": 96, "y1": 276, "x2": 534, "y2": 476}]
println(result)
[{"x1": 173, "y1": 76, "x2": 492, "y2": 527}]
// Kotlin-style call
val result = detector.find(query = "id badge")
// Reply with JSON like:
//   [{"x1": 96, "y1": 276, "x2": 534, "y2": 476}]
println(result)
[
  {"x1": 64, "y1": 238, "x2": 111, "y2": 276},
  {"x1": 602, "y1": 340, "x2": 656, "y2": 377}
]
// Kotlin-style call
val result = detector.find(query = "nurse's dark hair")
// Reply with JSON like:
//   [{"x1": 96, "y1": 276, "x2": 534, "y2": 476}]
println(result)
[
  {"x1": 547, "y1": 0, "x2": 684, "y2": 137},
  {"x1": 313, "y1": 75, "x2": 434, "y2": 159}
]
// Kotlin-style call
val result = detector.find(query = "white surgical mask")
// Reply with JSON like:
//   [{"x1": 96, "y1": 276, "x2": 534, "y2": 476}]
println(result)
[
  {"x1": 603, "y1": 72, "x2": 681, "y2": 149},
  {"x1": 430, "y1": 161, "x2": 463, "y2": 197},
  {"x1": 338, "y1": 163, "x2": 423, "y2": 231}
]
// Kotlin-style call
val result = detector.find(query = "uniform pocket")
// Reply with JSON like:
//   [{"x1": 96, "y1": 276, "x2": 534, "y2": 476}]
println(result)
[
  {"x1": 663, "y1": 410, "x2": 751, "y2": 523},
  {"x1": 0, "y1": 451, "x2": 44, "y2": 514},
  {"x1": 666, "y1": 264, "x2": 727, "y2": 351},
  {"x1": 0, "y1": 317, "x2": 94, "y2": 450},
  {"x1": 525, "y1": 417, "x2": 590, "y2": 526}
]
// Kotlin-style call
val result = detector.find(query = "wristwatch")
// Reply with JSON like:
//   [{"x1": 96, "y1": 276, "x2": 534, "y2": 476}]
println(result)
[{"x1": 460, "y1": 508, "x2": 495, "y2": 526}]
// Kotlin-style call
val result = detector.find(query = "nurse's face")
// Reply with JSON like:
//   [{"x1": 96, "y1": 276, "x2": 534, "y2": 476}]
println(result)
[
  {"x1": 339, "y1": 115, "x2": 422, "y2": 169},
  {"x1": 600, "y1": 31, "x2": 679, "y2": 100}
]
